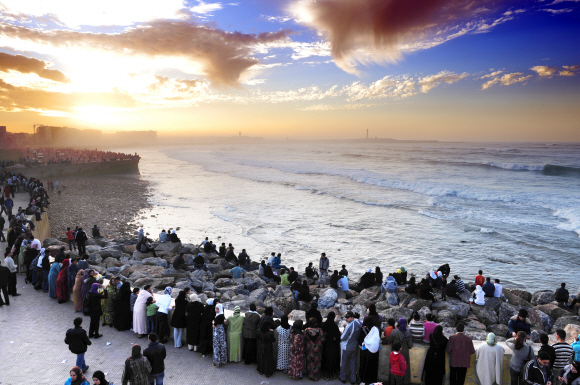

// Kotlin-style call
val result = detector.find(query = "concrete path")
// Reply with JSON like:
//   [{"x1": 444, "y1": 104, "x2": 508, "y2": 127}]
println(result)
[{"x1": 0, "y1": 275, "x2": 341, "y2": 385}]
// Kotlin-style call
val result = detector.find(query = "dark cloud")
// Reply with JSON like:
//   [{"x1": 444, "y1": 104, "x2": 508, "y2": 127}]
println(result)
[
  {"x1": 294, "y1": 0, "x2": 523, "y2": 67},
  {"x1": 0, "y1": 52, "x2": 69, "y2": 82},
  {"x1": 0, "y1": 79, "x2": 135, "y2": 112},
  {"x1": 0, "y1": 18, "x2": 291, "y2": 86}
]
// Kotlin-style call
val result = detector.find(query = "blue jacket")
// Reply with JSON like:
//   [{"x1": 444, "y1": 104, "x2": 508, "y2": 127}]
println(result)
[
  {"x1": 382, "y1": 276, "x2": 398, "y2": 293},
  {"x1": 64, "y1": 379, "x2": 89, "y2": 385},
  {"x1": 340, "y1": 320, "x2": 361, "y2": 351},
  {"x1": 482, "y1": 282, "x2": 495, "y2": 297},
  {"x1": 508, "y1": 315, "x2": 531, "y2": 336},
  {"x1": 571, "y1": 337, "x2": 580, "y2": 362},
  {"x1": 272, "y1": 256, "x2": 281, "y2": 268}
]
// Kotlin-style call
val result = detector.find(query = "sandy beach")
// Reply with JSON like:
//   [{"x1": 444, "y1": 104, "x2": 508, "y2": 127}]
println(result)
[{"x1": 47, "y1": 175, "x2": 152, "y2": 240}]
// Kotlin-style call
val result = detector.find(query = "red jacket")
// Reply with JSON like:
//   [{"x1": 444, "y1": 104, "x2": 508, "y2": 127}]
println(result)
[
  {"x1": 389, "y1": 351, "x2": 407, "y2": 376},
  {"x1": 475, "y1": 275, "x2": 485, "y2": 287}
]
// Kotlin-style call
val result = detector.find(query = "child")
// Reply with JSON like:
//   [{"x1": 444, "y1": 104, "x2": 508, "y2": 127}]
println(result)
[
  {"x1": 130, "y1": 288, "x2": 139, "y2": 331},
  {"x1": 389, "y1": 342, "x2": 407, "y2": 385},
  {"x1": 146, "y1": 296, "x2": 158, "y2": 334}
]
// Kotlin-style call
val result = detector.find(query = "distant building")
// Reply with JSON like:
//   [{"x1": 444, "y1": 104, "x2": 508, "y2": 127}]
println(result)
[
  {"x1": 0, "y1": 126, "x2": 6, "y2": 148},
  {"x1": 35, "y1": 125, "x2": 102, "y2": 146},
  {"x1": 115, "y1": 130, "x2": 157, "y2": 145}
]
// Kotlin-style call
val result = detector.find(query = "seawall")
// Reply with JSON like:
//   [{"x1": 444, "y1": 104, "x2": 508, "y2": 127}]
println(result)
[{"x1": 6, "y1": 158, "x2": 139, "y2": 179}]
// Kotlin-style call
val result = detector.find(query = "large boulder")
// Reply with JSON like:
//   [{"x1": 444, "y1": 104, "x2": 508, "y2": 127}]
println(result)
[
  {"x1": 418, "y1": 306, "x2": 432, "y2": 320},
  {"x1": 223, "y1": 299, "x2": 253, "y2": 312},
  {"x1": 274, "y1": 285, "x2": 294, "y2": 299},
  {"x1": 552, "y1": 316, "x2": 580, "y2": 332},
  {"x1": 289, "y1": 310, "x2": 307, "y2": 323},
  {"x1": 375, "y1": 300, "x2": 391, "y2": 312},
  {"x1": 443, "y1": 327, "x2": 489, "y2": 341},
  {"x1": 436, "y1": 310, "x2": 456, "y2": 328},
  {"x1": 386, "y1": 292, "x2": 399, "y2": 306},
  {"x1": 352, "y1": 286, "x2": 381, "y2": 306},
  {"x1": 125, "y1": 264, "x2": 164, "y2": 278},
  {"x1": 99, "y1": 248, "x2": 124, "y2": 260},
  {"x1": 397, "y1": 292, "x2": 418, "y2": 308},
  {"x1": 88, "y1": 254, "x2": 102, "y2": 264},
  {"x1": 534, "y1": 310, "x2": 555, "y2": 333},
  {"x1": 318, "y1": 289, "x2": 338, "y2": 309},
  {"x1": 154, "y1": 241, "x2": 182, "y2": 253},
  {"x1": 215, "y1": 278, "x2": 236, "y2": 288},
  {"x1": 533, "y1": 304, "x2": 572, "y2": 321},
  {"x1": 380, "y1": 307, "x2": 413, "y2": 322},
  {"x1": 202, "y1": 282, "x2": 216, "y2": 292},
  {"x1": 235, "y1": 277, "x2": 263, "y2": 292},
  {"x1": 215, "y1": 285, "x2": 245, "y2": 295},
  {"x1": 532, "y1": 290, "x2": 556, "y2": 306},
  {"x1": 463, "y1": 317, "x2": 487, "y2": 331},
  {"x1": 42, "y1": 238, "x2": 65, "y2": 248},
  {"x1": 407, "y1": 299, "x2": 432, "y2": 312},
  {"x1": 503, "y1": 290, "x2": 534, "y2": 309},
  {"x1": 250, "y1": 287, "x2": 270, "y2": 302},
  {"x1": 132, "y1": 251, "x2": 151, "y2": 261},
  {"x1": 189, "y1": 278, "x2": 204, "y2": 293},
  {"x1": 564, "y1": 324, "x2": 580, "y2": 344},
  {"x1": 508, "y1": 289, "x2": 533, "y2": 303},
  {"x1": 265, "y1": 297, "x2": 296, "y2": 315},
  {"x1": 457, "y1": 290, "x2": 473, "y2": 304},
  {"x1": 432, "y1": 298, "x2": 471, "y2": 318},
  {"x1": 471, "y1": 299, "x2": 500, "y2": 326},
  {"x1": 190, "y1": 270, "x2": 210, "y2": 281},
  {"x1": 162, "y1": 268, "x2": 189, "y2": 278},
  {"x1": 499, "y1": 302, "x2": 520, "y2": 325},
  {"x1": 487, "y1": 324, "x2": 509, "y2": 337}
]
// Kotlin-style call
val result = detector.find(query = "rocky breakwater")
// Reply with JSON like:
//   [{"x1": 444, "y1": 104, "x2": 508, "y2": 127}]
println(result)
[{"x1": 41, "y1": 234, "x2": 580, "y2": 344}]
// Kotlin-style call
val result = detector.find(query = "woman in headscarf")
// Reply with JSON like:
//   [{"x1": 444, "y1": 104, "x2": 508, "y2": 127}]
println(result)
[
  {"x1": 156, "y1": 287, "x2": 173, "y2": 344},
  {"x1": 364, "y1": 303, "x2": 382, "y2": 330},
  {"x1": 385, "y1": 318, "x2": 413, "y2": 384},
  {"x1": 198, "y1": 299, "x2": 216, "y2": 357},
  {"x1": 276, "y1": 315, "x2": 291, "y2": 371},
  {"x1": 212, "y1": 314, "x2": 228, "y2": 367},
  {"x1": 14, "y1": 235, "x2": 26, "y2": 274},
  {"x1": 470, "y1": 285, "x2": 486, "y2": 306},
  {"x1": 321, "y1": 311, "x2": 341, "y2": 380},
  {"x1": 121, "y1": 345, "x2": 152, "y2": 385},
  {"x1": 170, "y1": 288, "x2": 189, "y2": 348},
  {"x1": 87, "y1": 283, "x2": 108, "y2": 338},
  {"x1": 288, "y1": 320, "x2": 305, "y2": 379},
  {"x1": 91, "y1": 370, "x2": 111, "y2": 385},
  {"x1": 304, "y1": 317, "x2": 325, "y2": 381},
  {"x1": 56, "y1": 259, "x2": 70, "y2": 303},
  {"x1": 260, "y1": 306, "x2": 274, "y2": 326},
  {"x1": 81, "y1": 269, "x2": 93, "y2": 301},
  {"x1": 133, "y1": 285, "x2": 152, "y2": 338},
  {"x1": 101, "y1": 278, "x2": 117, "y2": 327},
  {"x1": 359, "y1": 316, "x2": 381, "y2": 384},
  {"x1": 215, "y1": 302, "x2": 224, "y2": 316},
  {"x1": 405, "y1": 276, "x2": 418, "y2": 295},
  {"x1": 227, "y1": 306, "x2": 244, "y2": 362},
  {"x1": 306, "y1": 302, "x2": 323, "y2": 328},
  {"x1": 257, "y1": 321, "x2": 276, "y2": 377},
  {"x1": 64, "y1": 366, "x2": 89, "y2": 385},
  {"x1": 422, "y1": 325, "x2": 449, "y2": 385},
  {"x1": 400, "y1": 266, "x2": 408, "y2": 284},
  {"x1": 48, "y1": 260, "x2": 60, "y2": 298},
  {"x1": 186, "y1": 293, "x2": 204, "y2": 351},
  {"x1": 475, "y1": 332, "x2": 505, "y2": 385},
  {"x1": 73, "y1": 269, "x2": 85, "y2": 312},
  {"x1": 419, "y1": 278, "x2": 435, "y2": 301},
  {"x1": 114, "y1": 281, "x2": 132, "y2": 331},
  {"x1": 297, "y1": 280, "x2": 312, "y2": 302}
]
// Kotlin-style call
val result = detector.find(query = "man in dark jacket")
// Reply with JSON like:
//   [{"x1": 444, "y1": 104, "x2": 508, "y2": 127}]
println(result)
[
  {"x1": 508, "y1": 309, "x2": 532, "y2": 338},
  {"x1": 75, "y1": 228, "x2": 88, "y2": 255},
  {"x1": 0, "y1": 263, "x2": 10, "y2": 306},
  {"x1": 522, "y1": 351, "x2": 553, "y2": 385},
  {"x1": 143, "y1": 333, "x2": 166, "y2": 385},
  {"x1": 539, "y1": 333, "x2": 556, "y2": 369},
  {"x1": 555, "y1": 283, "x2": 570, "y2": 305},
  {"x1": 446, "y1": 323, "x2": 475, "y2": 385},
  {"x1": 65, "y1": 317, "x2": 92, "y2": 373},
  {"x1": 242, "y1": 303, "x2": 261, "y2": 365},
  {"x1": 482, "y1": 277, "x2": 496, "y2": 297},
  {"x1": 55, "y1": 246, "x2": 66, "y2": 263},
  {"x1": 288, "y1": 267, "x2": 298, "y2": 284}
]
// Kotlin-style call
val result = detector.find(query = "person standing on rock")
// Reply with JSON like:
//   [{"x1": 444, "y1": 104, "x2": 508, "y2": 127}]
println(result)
[
  {"x1": 133, "y1": 285, "x2": 153, "y2": 338},
  {"x1": 339, "y1": 311, "x2": 361, "y2": 384},
  {"x1": 75, "y1": 228, "x2": 88, "y2": 256},
  {"x1": 475, "y1": 332, "x2": 504, "y2": 385},
  {"x1": 65, "y1": 317, "x2": 92, "y2": 373},
  {"x1": 66, "y1": 227, "x2": 77, "y2": 251},
  {"x1": 446, "y1": 323, "x2": 475, "y2": 385},
  {"x1": 317, "y1": 253, "x2": 329, "y2": 288}
]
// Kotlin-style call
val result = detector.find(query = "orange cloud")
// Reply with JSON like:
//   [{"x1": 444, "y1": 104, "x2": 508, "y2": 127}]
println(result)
[{"x1": 0, "y1": 52, "x2": 69, "y2": 83}]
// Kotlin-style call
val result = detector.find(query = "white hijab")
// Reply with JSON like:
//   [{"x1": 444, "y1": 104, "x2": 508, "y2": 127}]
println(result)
[
  {"x1": 429, "y1": 270, "x2": 437, "y2": 279},
  {"x1": 363, "y1": 326, "x2": 380, "y2": 353},
  {"x1": 215, "y1": 303, "x2": 224, "y2": 316}
]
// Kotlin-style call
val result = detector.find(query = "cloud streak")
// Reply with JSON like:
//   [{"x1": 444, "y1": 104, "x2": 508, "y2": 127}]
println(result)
[{"x1": 0, "y1": 53, "x2": 69, "y2": 83}]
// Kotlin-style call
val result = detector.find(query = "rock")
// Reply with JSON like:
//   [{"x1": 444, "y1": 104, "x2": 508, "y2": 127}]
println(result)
[
  {"x1": 174, "y1": 280, "x2": 192, "y2": 290},
  {"x1": 153, "y1": 277, "x2": 176, "y2": 290},
  {"x1": 235, "y1": 277, "x2": 263, "y2": 291},
  {"x1": 509, "y1": 289, "x2": 533, "y2": 303},
  {"x1": 318, "y1": 289, "x2": 338, "y2": 309},
  {"x1": 85, "y1": 245, "x2": 102, "y2": 254},
  {"x1": 125, "y1": 264, "x2": 164, "y2": 278},
  {"x1": 463, "y1": 317, "x2": 487, "y2": 330},
  {"x1": 385, "y1": 292, "x2": 399, "y2": 306},
  {"x1": 503, "y1": 290, "x2": 534, "y2": 308},
  {"x1": 88, "y1": 254, "x2": 102, "y2": 264},
  {"x1": 221, "y1": 291, "x2": 235, "y2": 302},
  {"x1": 162, "y1": 268, "x2": 189, "y2": 278},
  {"x1": 105, "y1": 258, "x2": 123, "y2": 268},
  {"x1": 418, "y1": 306, "x2": 432, "y2": 320},
  {"x1": 289, "y1": 310, "x2": 307, "y2": 323},
  {"x1": 206, "y1": 264, "x2": 221, "y2": 275},
  {"x1": 471, "y1": 300, "x2": 500, "y2": 326},
  {"x1": 122, "y1": 245, "x2": 136, "y2": 254},
  {"x1": 437, "y1": 310, "x2": 456, "y2": 327},
  {"x1": 190, "y1": 270, "x2": 210, "y2": 281},
  {"x1": 552, "y1": 316, "x2": 580, "y2": 332},
  {"x1": 202, "y1": 282, "x2": 216, "y2": 292},
  {"x1": 431, "y1": 298, "x2": 471, "y2": 318},
  {"x1": 564, "y1": 324, "x2": 580, "y2": 344},
  {"x1": 269, "y1": 304, "x2": 285, "y2": 318},
  {"x1": 142, "y1": 257, "x2": 163, "y2": 266},
  {"x1": 352, "y1": 286, "x2": 381, "y2": 307},
  {"x1": 273, "y1": 285, "x2": 294, "y2": 298},
  {"x1": 154, "y1": 241, "x2": 182, "y2": 253},
  {"x1": 407, "y1": 299, "x2": 432, "y2": 312},
  {"x1": 375, "y1": 300, "x2": 391, "y2": 312},
  {"x1": 298, "y1": 301, "x2": 311, "y2": 311},
  {"x1": 133, "y1": 277, "x2": 156, "y2": 288},
  {"x1": 530, "y1": 329, "x2": 543, "y2": 343},
  {"x1": 457, "y1": 291, "x2": 472, "y2": 304},
  {"x1": 534, "y1": 310, "x2": 555, "y2": 333},
  {"x1": 223, "y1": 300, "x2": 252, "y2": 312},
  {"x1": 42, "y1": 238, "x2": 65, "y2": 248},
  {"x1": 534, "y1": 304, "x2": 572, "y2": 321},
  {"x1": 499, "y1": 302, "x2": 519, "y2": 325},
  {"x1": 380, "y1": 307, "x2": 413, "y2": 322},
  {"x1": 189, "y1": 278, "x2": 204, "y2": 293},
  {"x1": 532, "y1": 290, "x2": 556, "y2": 306},
  {"x1": 250, "y1": 288, "x2": 269, "y2": 302},
  {"x1": 397, "y1": 291, "x2": 418, "y2": 308},
  {"x1": 215, "y1": 278, "x2": 236, "y2": 288},
  {"x1": 99, "y1": 248, "x2": 124, "y2": 260},
  {"x1": 265, "y1": 297, "x2": 296, "y2": 315},
  {"x1": 215, "y1": 285, "x2": 245, "y2": 295},
  {"x1": 132, "y1": 251, "x2": 151, "y2": 261},
  {"x1": 487, "y1": 324, "x2": 509, "y2": 337},
  {"x1": 443, "y1": 327, "x2": 489, "y2": 341}
]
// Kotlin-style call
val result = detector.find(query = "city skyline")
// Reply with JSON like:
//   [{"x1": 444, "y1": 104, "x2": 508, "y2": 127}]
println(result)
[{"x1": 0, "y1": 0, "x2": 579, "y2": 141}]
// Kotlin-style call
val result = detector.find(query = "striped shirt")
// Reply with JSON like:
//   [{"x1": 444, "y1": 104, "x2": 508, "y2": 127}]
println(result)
[
  {"x1": 456, "y1": 279, "x2": 466, "y2": 292},
  {"x1": 409, "y1": 320, "x2": 425, "y2": 341},
  {"x1": 553, "y1": 342, "x2": 574, "y2": 368}
]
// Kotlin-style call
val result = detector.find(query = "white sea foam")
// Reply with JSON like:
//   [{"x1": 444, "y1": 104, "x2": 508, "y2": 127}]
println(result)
[
  {"x1": 484, "y1": 162, "x2": 545, "y2": 171},
  {"x1": 554, "y1": 208, "x2": 580, "y2": 237},
  {"x1": 480, "y1": 228, "x2": 495, "y2": 234},
  {"x1": 418, "y1": 210, "x2": 449, "y2": 220}
]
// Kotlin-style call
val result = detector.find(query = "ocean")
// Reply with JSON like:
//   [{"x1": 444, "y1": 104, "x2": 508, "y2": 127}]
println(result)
[{"x1": 132, "y1": 141, "x2": 580, "y2": 292}]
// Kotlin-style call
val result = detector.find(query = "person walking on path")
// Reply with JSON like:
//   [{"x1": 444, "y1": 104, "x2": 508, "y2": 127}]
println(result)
[
  {"x1": 143, "y1": 333, "x2": 166, "y2": 385},
  {"x1": 446, "y1": 324, "x2": 476, "y2": 385},
  {"x1": 317, "y1": 252, "x2": 329, "y2": 288},
  {"x1": 133, "y1": 285, "x2": 152, "y2": 338},
  {"x1": 475, "y1": 333, "x2": 505, "y2": 385},
  {"x1": 121, "y1": 345, "x2": 152, "y2": 385},
  {"x1": 65, "y1": 317, "x2": 92, "y2": 373},
  {"x1": 339, "y1": 311, "x2": 361, "y2": 384}
]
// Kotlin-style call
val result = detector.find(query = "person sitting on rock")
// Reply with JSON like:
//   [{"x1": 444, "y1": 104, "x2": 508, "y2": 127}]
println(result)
[
  {"x1": 199, "y1": 237, "x2": 208, "y2": 247},
  {"x1": 305, "y1": 262, "x2": 319, "y2": 280},
  {"x1": 557, "y1": 361, "x2": 580, "y2": 385},
  {"x1": 288, "y1": 267, "x2": 298, "y2": 284},
  {"x1": 357, "y1": 269, "x2": 375, "y2": 291},
  {"x1": 203, "y1": 241, "x2": 216, "y2": 253},
  {"x1": 229, "y1": 265, "x2": 246, "y2": 279},
  {"x1": 238, "y1": 249, "x2": 250, "y2": 267},
  {"x1": 507, "y1": 309, "x2": 531, "y2": 338},
  {"x1": 92, "y1": 225, "x2": 101, "y2": 238},
  {"x1": 482, "y1": 277, "x2": 496, "y2": 298},
  {"x1": 438, "y1": 263, "x2": 450, "y2": 277},
  {"x1": 263, "y1": 263, "x2": 280, "y2": 284},
  {"x1": 291, "y1": 279, "x2": 301, "y2": 301},
  {"x1": 555, "y1": 283, "x2": 570, "y2": 306},
  {"x1": 272, "y1": 253, "x2": 289, "y2": 272},
  {"x1": 493, "y1": 279, "x2": 508, "y2": 302},
  {"x1": 405, "y1": 276, "x2": 418, "y2": 295},
  {"x1": 158, "y1": 230, "x2": 168, "y2": 243},
  {"x1": 173, "y1": 254, "x2": 186, "y2": 270},
  {"x1": 169, "y1": 230, "x2": 180, "y2": 243},
  {"x1": 329, "y1": 270, "x2": 340, "y2": 289},
  {"x1": 339, "y1": 265, "x2": 348, "y2": 277},
  {"x1": 475, "y1": 270, "x2": 485, "y2": 287},
  {"x1": 218, "y1": 243, "x2": 226, "y2": 257},
  {"x1": 193, "y1": 254, "x2": 209, "y2": 272},
  {"x1": 469, "y1": 285, "x2": 485, "y2": 306},
  {"x1": 419, "y1": 278, "x2": 436, "y2": 302},
  {"x1": 454, "y1": 275, "x2": 466, "y2": 292},
  {"x1": 136, "y1": 237, "x2": 157, "y2": 258},
  {"x1": 225, "y1": 246, "x2": 238, "y2": 265},
  {"x1": 297, "y1": 280, "x2": 312, "y2": 302},
  {"x1": 381, "y1": 274, "x2": 398, "y2": 294}
]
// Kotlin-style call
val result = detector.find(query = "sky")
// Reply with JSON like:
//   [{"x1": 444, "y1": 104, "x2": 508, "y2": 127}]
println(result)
[{"x1": 0, "y1": 0, "x2": 579, "y2": 141}]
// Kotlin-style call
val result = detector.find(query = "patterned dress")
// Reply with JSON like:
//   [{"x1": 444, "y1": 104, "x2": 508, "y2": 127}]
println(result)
[
  {"x1": 213, "y1": 324, "x2": 227, "y2": 366},
  {"x1": 288, "y1": 332, "x2": 305, "y2": 379},
  {"x1": 304, "y1": 327, "x2": 325, "y2": 381},
  {"x1": 101, "y1": 284, "x2": 117, "y2": 324},
  {"x1": 276, "y1": 326, "x2": 291, "y2": 371}
]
